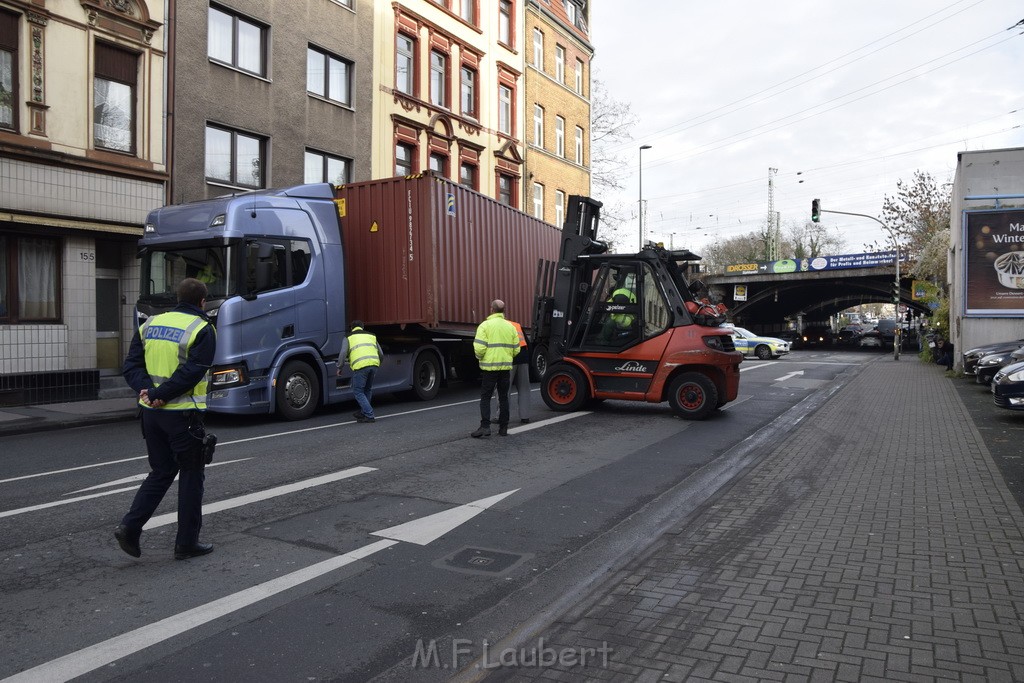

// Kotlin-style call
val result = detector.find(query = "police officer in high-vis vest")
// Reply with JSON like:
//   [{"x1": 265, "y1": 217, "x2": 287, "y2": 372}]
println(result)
[
  {"x1": 115, "y1": 278, "x2": 217, "y2": 560},
  {"x1": 338, "y1": 320, "x2": 383, "y2": 423}
]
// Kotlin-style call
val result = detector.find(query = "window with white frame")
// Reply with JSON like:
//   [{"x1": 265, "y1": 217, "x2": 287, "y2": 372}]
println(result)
[
  {"x1": 555, "y1": 45, "x2": 565, "y2": 84},
  {"x1": 575, "y1": 58, "x2": 584, "y2": 94},
  {"x1": 205, "y1": 123, "x2": 265, "y2": 188},
  {"x1": 532, "y1": 28, "x2": 543, "y2": 69},
  {"x1": 555, "y1": 116, "x2": 565, "y2": 157},
  {"x1": 0, "y1": 10, "x2": 18, "y2": 131},
  {"x1": 396, "y1": 142, "x2": 415, "y2": 176},
  {"x1": 460, "y1": 66, "x2": 476, "y2": 118},
  {"x1": 575, "y1": 126, "x2": 583, "y2": 164},
  {"x1": 307, "y1": 46, "x2": 352, "y2": 106},
  {"x1": 304, "y1": 149, "x2": 351, "y2": 185},
  {"x1": 533, "y1": 104, "x2": 543, "y2": 147},
  {"x1": 430, "y1": 50, "x2": 447, "y2": 107},
  {"x1": 396, "y1": 34, "x2": 415, "y2": 95},
  {"x1": 498, "y1": 84, "x2": 512, "y2": 135},
  {"x1": 555, "y1": 190, "x2": 565, "y2": 227},
  {"x1": 208, "y1": 4, "x2": 266, "y2": 77},
  {"x1": 460, "y1": 0, "x2": 475, "y2": 23},
  {"x1": 532, "y1": 182, "x2": 544, "y2": 219},
  {"x1": 93, "y1": 42, "x2": 137, "y2": 154},
  {"x1": 499, "y1": 1, "x2": 512, "y2": 45}
]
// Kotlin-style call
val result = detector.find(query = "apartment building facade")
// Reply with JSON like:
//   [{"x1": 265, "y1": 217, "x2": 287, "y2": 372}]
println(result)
[
  {"x1": 372, "y1": 0, "x2": 526, "y2": 206},
  {"x1": 170, "y1": 0, "x2": 374, "y2": 204},
  {"x1": 0, "y1": 0, "x2": 166, "y2": 404},
  {"x1": 524, "y1": 0, "x2": 591, "y2": 227}
]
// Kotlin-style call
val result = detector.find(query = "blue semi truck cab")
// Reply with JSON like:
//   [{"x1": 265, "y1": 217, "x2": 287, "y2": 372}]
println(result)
[{"x1": 136, "y1": 183, "x2": 445, "y2": 420}]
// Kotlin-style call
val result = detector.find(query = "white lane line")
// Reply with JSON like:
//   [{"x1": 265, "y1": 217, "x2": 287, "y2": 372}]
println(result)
[
  {"x1": 143, "y1": 466, "x2": 377, "y2": 529},
  {"x1": 0, "y1": 486, "x2": 144, "y2": 520},
  {"x1": 739, "y1": 362, "x2": 778, "y2": 372},
  {"x1": 510, "y1": 411, "x2": 591, "y2": 434},
  {"x1": 1, "y1": 538, "x2": 400, "y2": 683},
  {"x1": 66, "y1": 458, "x2": 253, "y2": 495},
  {"x1": 0, "y1": 456, "x2": 147, "y2": 485},
  {"x1": 0, "y1": 466, "x2": 375, "y2": 524}
]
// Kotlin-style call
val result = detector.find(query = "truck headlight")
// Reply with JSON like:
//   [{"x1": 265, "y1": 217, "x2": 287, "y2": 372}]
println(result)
[{"x1": 211, "y1": 366, "x2": 247, "y2": 387}]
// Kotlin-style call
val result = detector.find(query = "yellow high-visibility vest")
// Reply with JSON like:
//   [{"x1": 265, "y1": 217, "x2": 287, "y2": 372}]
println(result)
[
  {"x1": 139, "y1": 311, "x2": 211, "y2": 410},
  {"x1": 347, "y1": 329, "x2": 381, "y2": 370}
]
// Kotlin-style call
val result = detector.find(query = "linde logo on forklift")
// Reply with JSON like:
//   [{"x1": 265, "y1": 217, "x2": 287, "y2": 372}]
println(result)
[{"x1": 613, "y1": 361, "x2": 648, "y2": 373}]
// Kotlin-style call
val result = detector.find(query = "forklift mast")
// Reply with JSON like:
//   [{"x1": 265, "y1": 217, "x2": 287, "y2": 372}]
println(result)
[{"x1": 531, "y1": 196, "x2": 606, "y2": 361}]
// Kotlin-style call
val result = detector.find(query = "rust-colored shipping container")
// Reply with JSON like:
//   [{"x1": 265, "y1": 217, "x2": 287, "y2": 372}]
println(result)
[{"x1": 335, "y1": 173, "x2": 560, "y2": 331}]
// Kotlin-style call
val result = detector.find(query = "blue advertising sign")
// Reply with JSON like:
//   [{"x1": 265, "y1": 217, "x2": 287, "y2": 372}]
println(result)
[{"x1": 725, "y1": 251, "x2": 899, "y2": 276}]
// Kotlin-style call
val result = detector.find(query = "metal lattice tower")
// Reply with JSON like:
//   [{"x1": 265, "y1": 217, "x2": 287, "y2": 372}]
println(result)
[{"x1": 767, "y1": 167, "x2": 780, "y2": 260}]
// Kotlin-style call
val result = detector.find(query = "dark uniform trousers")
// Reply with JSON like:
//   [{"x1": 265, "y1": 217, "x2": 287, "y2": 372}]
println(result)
[
  {"x1": 121, "y1": 409, "x2": 205, "y2": 547},
  {"x1": 479, "y1": 369, "x2": 511, "y2": 427}
]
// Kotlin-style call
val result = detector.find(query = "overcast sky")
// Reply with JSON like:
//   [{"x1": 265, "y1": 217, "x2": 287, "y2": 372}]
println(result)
[{"x1": 589, "y1": 0, "x2": 1024, "y2": 257}]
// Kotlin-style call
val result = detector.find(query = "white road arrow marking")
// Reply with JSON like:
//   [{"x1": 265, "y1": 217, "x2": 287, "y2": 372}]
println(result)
[
  {"x1": 774, "y1": 370, "x2": 805, "y2": 382},
  {"x1": 372, "y1": 489, "x2": 519, "y2": 545},
  {"x1": 4, "y1": 490, "x2": 519, "y2": 683},
  {"x1": 65, "y1": 458, "x2": 253, "y2": 495}
]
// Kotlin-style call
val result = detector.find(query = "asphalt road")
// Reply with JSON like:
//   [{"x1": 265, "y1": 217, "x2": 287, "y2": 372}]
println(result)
[{"x1": 0, "y1": 350, "x2": 867, "y2": 682}]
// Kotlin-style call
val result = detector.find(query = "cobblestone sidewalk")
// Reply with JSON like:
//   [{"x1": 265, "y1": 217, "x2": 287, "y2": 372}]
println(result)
[{"x1": 486, "y1": 359, "x2": 1024, "y2": 682}]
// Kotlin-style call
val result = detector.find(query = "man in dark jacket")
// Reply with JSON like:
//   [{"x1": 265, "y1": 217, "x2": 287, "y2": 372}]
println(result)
[{"x1": 115, "y1": 278, "x2": 217, "y2": 560}]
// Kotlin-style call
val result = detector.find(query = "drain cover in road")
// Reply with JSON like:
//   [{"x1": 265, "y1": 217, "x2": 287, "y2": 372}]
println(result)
[{"x1": 435, "y1": 547, "x2": 530, "y2": 576}]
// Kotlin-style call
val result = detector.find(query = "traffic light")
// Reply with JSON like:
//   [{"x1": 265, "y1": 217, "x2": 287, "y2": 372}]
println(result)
[
  {"x1": 811, "y1": 199, "x2": 821, "y2": 223},
  {"x1": 892, "y1": 280, "x2": 900, "y2": 304}
]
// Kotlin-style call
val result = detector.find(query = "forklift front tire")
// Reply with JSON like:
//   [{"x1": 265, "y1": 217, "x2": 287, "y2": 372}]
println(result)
[
  {"x1": 667, "y1": 372, "x2": 718, "y2": 421},
  {"x1": 542, "y1": 364, "x2": 589, "y2": 412}
]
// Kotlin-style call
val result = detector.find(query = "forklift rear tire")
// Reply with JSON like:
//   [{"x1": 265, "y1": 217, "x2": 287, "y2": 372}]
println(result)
[
  {"x1": 667, "y1": 372, "x2": 718, "y2": 421},
  {"x1": 542, "y1": 364, "x2": 588, "y2": 412}
]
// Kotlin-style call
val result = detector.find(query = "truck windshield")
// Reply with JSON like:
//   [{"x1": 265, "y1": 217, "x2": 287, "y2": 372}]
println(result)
[{"x1": 140, "y1": 246, "x2": 235, "y2": 303}]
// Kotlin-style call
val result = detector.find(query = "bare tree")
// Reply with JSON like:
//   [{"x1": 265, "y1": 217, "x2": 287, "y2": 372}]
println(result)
[
  {"x1": 878, "y1": 170, "x2": 952, "y2": 281},
  {"x1": 786, "y1": 220, "x2": 845, "y2": 259},
  {"x1": 589, "y1": 78, "x2": 638, "y2": 239}
]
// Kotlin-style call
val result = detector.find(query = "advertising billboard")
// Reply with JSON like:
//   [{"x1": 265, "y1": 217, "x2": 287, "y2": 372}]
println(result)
[
  {"x1": 724, "y1": 250, "x2": 898, "y2": 276},
  {"x1": 963, "y1": 208, "x2": 1024, "y2": 316}
]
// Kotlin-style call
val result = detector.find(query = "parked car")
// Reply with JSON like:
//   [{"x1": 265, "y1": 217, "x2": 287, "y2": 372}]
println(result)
[
  {"x1": 993, "y1": 360, "x2": 1024, "y2": 410},
  {"x1": 859, "y1": 332, "x2": 883, "y2": 348},
  {"x1": 976, "y1": 346, "x2": 1024, "y2": 386},
  {"x1": 962, "y1": 339, "x2": 1024, "y2": 376},
  {"x1": 728, "y1": 326, "x2": 791, "y2": 360}
]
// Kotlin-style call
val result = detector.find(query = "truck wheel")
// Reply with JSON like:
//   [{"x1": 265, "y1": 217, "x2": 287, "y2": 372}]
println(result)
[
  {"x1": 408, "y1": 352, "x2": 441, "y2": 401},
  {"x1": 276, "y1": 359, "x2": 320, "y2": 420},
  {"x1": 755, "y1": 344, "x2": 772, "y2": 360},
  {"x1": 668, "y1": 372, "x2": 718, "y2": 421},
  {"x1": 529, "y1": 343, "x2": 548, "y2": 382},
  {"x1": 542, "y1": 364, "x2": 588, "y2": 412}
]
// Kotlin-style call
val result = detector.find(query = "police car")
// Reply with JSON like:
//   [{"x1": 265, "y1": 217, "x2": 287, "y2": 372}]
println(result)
[{"x1": 727, "y1": 326, "x2": 791, "y2": 360}]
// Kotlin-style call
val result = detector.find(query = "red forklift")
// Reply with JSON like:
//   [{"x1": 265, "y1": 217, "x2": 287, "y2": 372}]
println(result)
[{"x1": 531, "y1": 196, "x2": 742, "y2": 420}]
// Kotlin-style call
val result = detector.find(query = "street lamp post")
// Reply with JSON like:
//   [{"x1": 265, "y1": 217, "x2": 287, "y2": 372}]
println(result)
[{"x1": 639, "y1": 144, "x2": 652, "y2": 251}]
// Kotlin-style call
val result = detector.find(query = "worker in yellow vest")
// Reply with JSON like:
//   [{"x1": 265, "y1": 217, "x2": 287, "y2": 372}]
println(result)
[
  {"x1": 472, "y1": 299, "x2": 520, "y2": 437},
  {"x1": 339, "y1": 320, "x2": 383, "y2": 423},
  {"x1": 115, "y1": 277, "x2": 217, "y2": 560}
]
